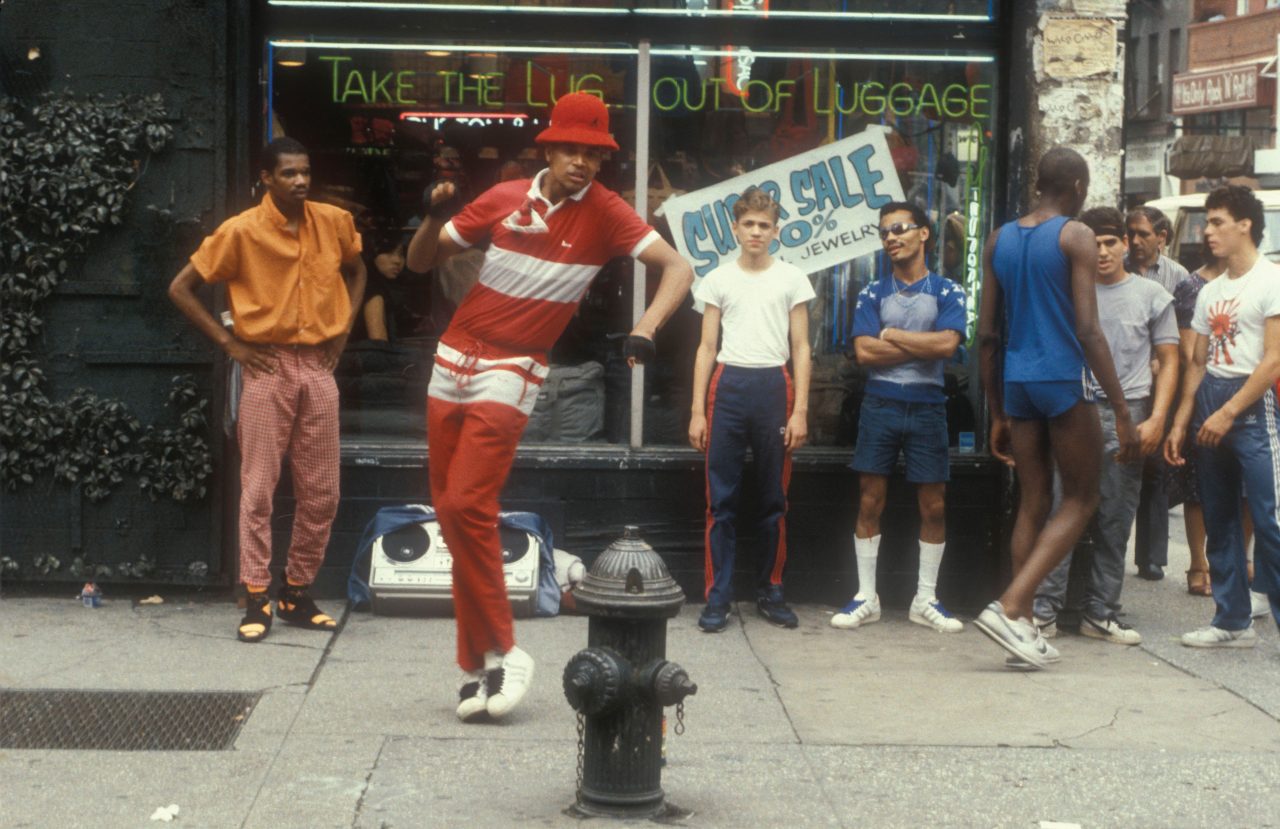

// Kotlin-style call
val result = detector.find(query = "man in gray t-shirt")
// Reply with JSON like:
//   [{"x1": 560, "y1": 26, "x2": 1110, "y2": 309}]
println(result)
[
  {"x1": 1125, "y1": 205, "x2": 1188, "y2": 581},
  {"x1": 1035, "y1": 207, "x2": 1179, "y2": 646}
]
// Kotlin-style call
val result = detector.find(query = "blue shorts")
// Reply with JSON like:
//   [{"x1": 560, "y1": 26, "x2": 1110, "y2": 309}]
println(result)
[
  {"x1": 850, "y1": 395, "x2": 949, "y2": 483},
  {"x1": 1004, "y1": 380, "x2": 1086, "y2": 420}
]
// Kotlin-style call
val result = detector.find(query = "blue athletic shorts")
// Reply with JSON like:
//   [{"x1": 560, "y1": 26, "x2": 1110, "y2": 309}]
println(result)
[
  {"x1": 850, "y1": 395, "x2": 949, "y2": 483},
  {"x1": 1004, "y1": 380, "x2": 1086, "y2": 420}
]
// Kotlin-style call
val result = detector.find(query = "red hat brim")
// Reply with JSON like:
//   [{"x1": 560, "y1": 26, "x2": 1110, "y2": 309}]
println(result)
[{"x1": 535, "y1": 125, "x2": 620, "y2": 151}]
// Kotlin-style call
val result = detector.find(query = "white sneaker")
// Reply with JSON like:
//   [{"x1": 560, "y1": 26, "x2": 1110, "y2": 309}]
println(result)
[
  {"x1": 830, "y1": 595, "x2": 881, "y2": 629},
  {"x1": 1079, "y1": 614, "x2": 1142, "y2": 645},
  {"x1": 456, "y1": 669, "x2": 489, "y2": 722},
  {"x1": 1034, "y1": 616, "x2": 1058, "y2": 639},
  {"x1": 486, "y1": 646, "x2": 535, "y2": 718},
  {"x1": 974, "y1": 601, "x2": 1054, "y2": 669},
  {"x1": 1251, "y1": 591, "x2": 1271, "y2": 619},
  {"x1": 1181, "y1": 624, "x2": 1258, "y2": 648},
  {"x1": 909, "y1": 596, "x2": 964, "y2": 633}
]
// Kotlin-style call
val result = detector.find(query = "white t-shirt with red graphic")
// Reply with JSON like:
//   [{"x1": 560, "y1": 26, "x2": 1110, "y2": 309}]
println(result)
[
  {"x1": 1191, "y1": 256, "x2": 1280, "y2": 379},
  {"x1": 443, "y1": 170, "x2": 659, "y2": 358}
]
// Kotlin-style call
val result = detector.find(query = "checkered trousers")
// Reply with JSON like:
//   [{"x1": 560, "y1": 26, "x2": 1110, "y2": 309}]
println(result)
[{"x1": 236, "y1": 346, "x2": 340, "y2": 589}]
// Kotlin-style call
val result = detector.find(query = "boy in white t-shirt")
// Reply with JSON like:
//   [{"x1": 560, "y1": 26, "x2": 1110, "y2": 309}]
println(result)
[
  {"x1": 689, "y1": 187, "x2": 815, "y2": 632},
  {"x1": 1165, "y1": 184, "x2": 1280, "y2": 645}
]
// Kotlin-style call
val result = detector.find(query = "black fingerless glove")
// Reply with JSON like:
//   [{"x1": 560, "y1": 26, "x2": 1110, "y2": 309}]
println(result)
[
  {"x1": 622, "y1": 335, "x2": 657, "y2": 364},
  {"x1": 423, "y1": 181, "x2": 457, "y2": 222}
]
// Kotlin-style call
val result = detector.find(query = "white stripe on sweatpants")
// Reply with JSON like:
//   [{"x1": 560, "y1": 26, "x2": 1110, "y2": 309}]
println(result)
[
  {"x1": 1263, "y1": 387, "x2": 1280, "y2": 530},
  {"x1": 427, "y1": 361, "x2": 541, "y2": 415},
  {"x1": 434, "y1": 341, "x2": 549, "y2": 380}
]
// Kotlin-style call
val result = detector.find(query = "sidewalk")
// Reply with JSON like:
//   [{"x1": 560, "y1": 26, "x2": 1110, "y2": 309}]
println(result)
[{"x1": 2, "y1": 512, "x2": 1278, "y2": 829}]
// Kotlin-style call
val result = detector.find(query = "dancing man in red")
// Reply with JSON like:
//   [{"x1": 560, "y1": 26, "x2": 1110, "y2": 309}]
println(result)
[{"x1": 406, "y1": 93, "x2": 694, "y2": 722}]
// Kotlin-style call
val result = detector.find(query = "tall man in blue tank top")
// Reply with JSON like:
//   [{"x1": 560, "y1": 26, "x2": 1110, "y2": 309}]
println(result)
[
  {"x1": 975, "y1": 148, "x2": 1138, "y2": 669},
  {"x1": 1166, "y1": 184, "x2": 1280, "y2": 644},
  {"x1": 831, "y1": 201, "x2": 967, "y2": 634}
]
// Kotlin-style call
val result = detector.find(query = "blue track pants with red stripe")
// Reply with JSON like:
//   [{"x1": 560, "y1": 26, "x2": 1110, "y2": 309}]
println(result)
[{"x1": 703, "y1": 364, "x2": 794, "y2": 606}]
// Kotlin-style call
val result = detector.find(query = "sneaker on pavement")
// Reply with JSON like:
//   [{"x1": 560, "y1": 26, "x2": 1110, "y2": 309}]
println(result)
[
  {"x1": 1034, "y1": 616, "x2": 1058, "y2": 639},
  {"x1": 757, "y1": 587, "x2": 799, "y2": 629},
  {"x1": 698, "y1": 603, "x2": 732, "y2": 633},
  {"x1": 909, "y1": 597, "x2": 963, "y2": 633},
  {"x1": 486, "y1": 646, "x2": 535, "y2": 718},
  {"x1": 456, "y1": 669, "x2": 489, "y2": 723},
  {"x1": 830, "y1": 595, "x2": 881, "y2": 629},
  {"x1": 1181, "y1": 624, "x2": 1258, "y2": 649},
  {"x1": 973, "y1": 601, "x2": 1053, "y2": 669},
  {"x1": 1080, "y1": 614, "x2": 1142, "y2": 645},
  {"x1": 1251, "y1": 591, "x2": 1271, "y2": 619}
]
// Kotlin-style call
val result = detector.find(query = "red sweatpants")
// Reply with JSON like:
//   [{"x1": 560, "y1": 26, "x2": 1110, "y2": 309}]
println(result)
[
  {"x1": 427, "y1": 339, "x2": 545, "y2": 672},
  {"x1": 237, "y1": 345, "x2": 340, "y2": 589}
]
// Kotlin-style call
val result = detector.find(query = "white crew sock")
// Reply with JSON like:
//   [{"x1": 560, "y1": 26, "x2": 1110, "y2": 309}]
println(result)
[
  {"x1": 854, "y1": 534, "x2": 880, "y2": 600},
  {"x1": 917, "y1": 540, "x2": 945, "y2": 603}
]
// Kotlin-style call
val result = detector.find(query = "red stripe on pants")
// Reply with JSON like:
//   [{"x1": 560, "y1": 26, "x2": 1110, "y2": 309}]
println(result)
[
  {"x1": 702, "y1": 364, "x2": 725, "y2": 601},
  {"x1": 770, "y1": 367, "x2": 796, "y2": 585},
  {"x1": 237, "y1": 346, "x2": 340, "y2": 589},
  {"x1": 428, "y1": 395, "x2": 526, "y2": 672}
]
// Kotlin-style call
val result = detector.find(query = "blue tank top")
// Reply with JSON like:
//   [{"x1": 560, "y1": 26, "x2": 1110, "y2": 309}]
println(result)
[{"x1": 991, "y1": 215, "x2": 1085, "y2": 382}]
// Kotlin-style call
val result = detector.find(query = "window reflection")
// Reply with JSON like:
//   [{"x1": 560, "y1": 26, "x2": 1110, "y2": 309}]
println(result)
[{"x1": 268, "y1": 42, "x2": 997, "y2": 449}]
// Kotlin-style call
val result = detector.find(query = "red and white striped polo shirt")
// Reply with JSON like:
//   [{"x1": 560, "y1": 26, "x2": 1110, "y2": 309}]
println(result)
[{"x1": 442, "y1": 170, "x2": 659, "y2": 359}]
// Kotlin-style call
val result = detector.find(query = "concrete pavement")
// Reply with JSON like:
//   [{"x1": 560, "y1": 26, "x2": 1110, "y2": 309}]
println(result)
[{"x1": 1, "y1": 510, "x2": 1278, "y2": 829}]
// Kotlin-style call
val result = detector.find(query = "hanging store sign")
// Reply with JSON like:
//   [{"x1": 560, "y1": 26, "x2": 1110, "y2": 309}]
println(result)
[
  {"x1": 663, "y1": 127, "x2": 905, "y2": 278},
  {"x1": 1172, "y1": 65, "x2": 1262, "y2": 115}
]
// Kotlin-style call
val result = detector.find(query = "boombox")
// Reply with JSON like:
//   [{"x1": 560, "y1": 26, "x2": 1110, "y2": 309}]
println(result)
[{"x1": 368, "y1": 520, "x2": 541, "y2": 617}]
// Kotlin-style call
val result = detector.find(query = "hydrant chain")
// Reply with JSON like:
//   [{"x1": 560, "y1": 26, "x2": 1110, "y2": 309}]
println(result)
[{"x1": 562, "y1": 525, "x2": 693, "y2": 819}]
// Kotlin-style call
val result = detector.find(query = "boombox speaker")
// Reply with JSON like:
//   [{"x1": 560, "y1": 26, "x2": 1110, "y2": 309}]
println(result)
[{"x1": 368, "y1": 520, "x2": 540, "y2": 617}]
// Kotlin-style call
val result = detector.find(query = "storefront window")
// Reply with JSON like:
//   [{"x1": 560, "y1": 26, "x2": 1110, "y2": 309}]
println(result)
[
  {"x1": 267, "y1": 37, "x2": 997, "y2": 452},
  {"x1": 647, "y1": 48, "x2": 997, "y2": 449},
  {"x1": 269, "y1": 41, "x2": 640, "y2": 445}
]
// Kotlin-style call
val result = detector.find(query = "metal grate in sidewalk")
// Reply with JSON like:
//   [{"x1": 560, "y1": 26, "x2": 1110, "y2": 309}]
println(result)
[{"x1": 0, "y1": 689, "x2": 260, "y2": 751}]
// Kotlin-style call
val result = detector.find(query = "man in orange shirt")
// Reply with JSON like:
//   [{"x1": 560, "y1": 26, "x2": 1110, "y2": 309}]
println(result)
[{"x1": 169, "y1": 137, "x2": 366, "y2": 642}]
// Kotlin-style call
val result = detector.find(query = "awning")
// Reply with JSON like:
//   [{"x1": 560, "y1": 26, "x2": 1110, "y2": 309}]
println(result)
[{"x1": 1167, "y1": 135, "x2": 1256, "y2": 180}]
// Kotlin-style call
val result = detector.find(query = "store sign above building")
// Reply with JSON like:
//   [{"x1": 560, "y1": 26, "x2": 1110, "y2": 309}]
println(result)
[
  {"x1": 663, "y1": 128, "x2": 905, "y2": 278},
  {"x1": 1172, "y1": 65, "x2": 1261, "y2": 115}
]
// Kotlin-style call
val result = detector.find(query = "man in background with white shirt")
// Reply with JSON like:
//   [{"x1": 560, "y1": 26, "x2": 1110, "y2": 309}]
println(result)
[{"x1": 1166, "y1": 185, "x2": 1280, "y2": 645}]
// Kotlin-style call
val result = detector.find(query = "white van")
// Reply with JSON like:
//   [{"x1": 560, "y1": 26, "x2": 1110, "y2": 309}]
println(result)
[{"x1": 1144, "y1": 191, "x2": 1280, "y2": 273}]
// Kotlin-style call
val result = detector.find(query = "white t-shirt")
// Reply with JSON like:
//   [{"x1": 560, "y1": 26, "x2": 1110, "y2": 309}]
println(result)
[
  {"x1": 1191, "y1": 256, "x2": 1280, "y2": 378},
  {"x1": 693, "y1": 258, "x2": 816, "y2": 367}
]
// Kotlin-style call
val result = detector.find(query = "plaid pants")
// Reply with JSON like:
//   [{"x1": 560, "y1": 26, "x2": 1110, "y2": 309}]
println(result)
[{"x1": 237, "y1": 345, "x2": 340, "y2": 589}]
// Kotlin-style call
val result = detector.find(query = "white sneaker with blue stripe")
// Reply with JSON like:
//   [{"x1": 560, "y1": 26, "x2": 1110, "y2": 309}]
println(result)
[
  {"x1": 831, "y1": 594, "x2": 881, "y2": 629},
  {"x1": 909, "y1": 596, "x2": 963, "y2": 633}
]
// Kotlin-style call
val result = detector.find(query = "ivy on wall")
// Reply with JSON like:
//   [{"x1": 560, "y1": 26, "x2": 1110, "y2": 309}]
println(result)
[{"x1": 0, "y1": 91, "x2": 213, "y2": 506}]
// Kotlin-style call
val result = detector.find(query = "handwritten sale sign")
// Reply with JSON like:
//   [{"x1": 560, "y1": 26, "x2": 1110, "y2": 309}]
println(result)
[{"x1": 662, "y1": 127, "x2": 905, "y2": 278}]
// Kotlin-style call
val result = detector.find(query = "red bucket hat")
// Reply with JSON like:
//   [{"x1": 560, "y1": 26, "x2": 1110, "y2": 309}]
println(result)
[{"x1": 535, "y1": 92, "x2": 619, "y2": 151}]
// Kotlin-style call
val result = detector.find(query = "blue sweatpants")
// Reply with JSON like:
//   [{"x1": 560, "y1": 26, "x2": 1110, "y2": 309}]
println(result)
[
  {"x1": 703, "y1": 364, "x2": 793, "y2": 607},
  {"x1": 1194, "y1": 375, "x2": 1280, "y2": 631}
]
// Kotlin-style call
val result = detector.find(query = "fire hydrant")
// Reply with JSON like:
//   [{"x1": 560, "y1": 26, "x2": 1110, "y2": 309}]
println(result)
[{"x1": 563, "y1": 525, "x2": 697, "y2": 818}]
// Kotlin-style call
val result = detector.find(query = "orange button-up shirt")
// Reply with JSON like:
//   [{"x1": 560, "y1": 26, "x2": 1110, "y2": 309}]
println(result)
[{"x1": 190, "y1": 195, "x2": 362, "y2": 345}]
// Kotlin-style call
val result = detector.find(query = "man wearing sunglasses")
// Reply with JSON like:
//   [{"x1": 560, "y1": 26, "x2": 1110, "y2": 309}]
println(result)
[
  {"x1": 832, "y1": 202, "x2": 966, "y2": 634},
  {"x1": 975, "y1": 147, "x2": 1137, "y2": 669}
]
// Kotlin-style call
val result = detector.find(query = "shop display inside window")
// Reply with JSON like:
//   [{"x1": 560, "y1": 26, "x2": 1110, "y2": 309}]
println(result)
[
  {"x1": 268, "y1": 41, "x2": 996, "y2": 450},
  {"x1": 270, "y1": 44, "x2": 642, "y2": 444},
  {"x1": 646, "y1": 50, "x2": 996, "y2": 450}
]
